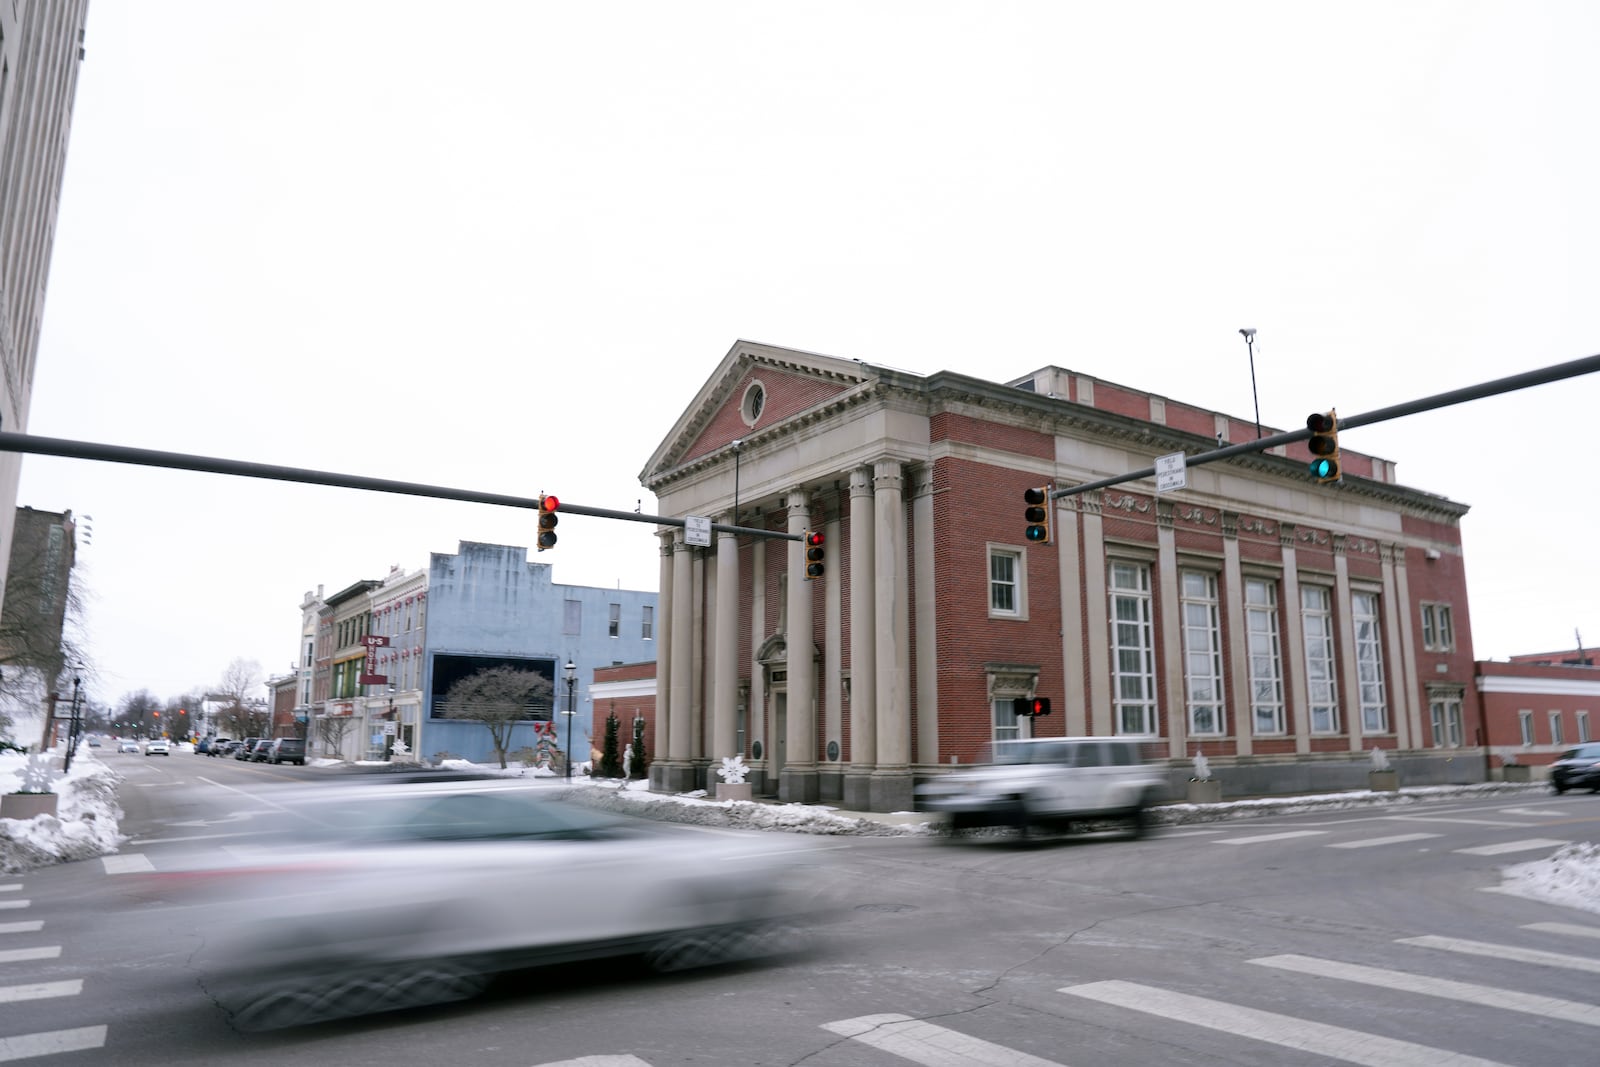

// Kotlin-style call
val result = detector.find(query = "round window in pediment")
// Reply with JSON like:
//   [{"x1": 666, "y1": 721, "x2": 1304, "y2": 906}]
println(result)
[{"x1": 741, "y1": 381, "x2": 766, "y2": 426}]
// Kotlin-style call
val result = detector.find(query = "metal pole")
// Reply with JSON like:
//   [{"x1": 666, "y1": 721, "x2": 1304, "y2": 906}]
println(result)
[
  {"x1": 563, "y1": 660, "x2": 577, "y2": 781},
  {"x1": 1240, "y1": 328, "x2": 1261, "y2": 439}
]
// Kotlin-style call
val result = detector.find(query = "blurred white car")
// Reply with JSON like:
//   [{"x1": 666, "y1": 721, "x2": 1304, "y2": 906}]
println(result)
[
  {"x1": 158, "y1": 778, "x2": 827, "y2": 1029},
  {"x1": 143, "y1": 739, "x2": 170, "y2": 756},
  {"x1": 117, "y1": 740, "x2": 139, "y2": 754}
]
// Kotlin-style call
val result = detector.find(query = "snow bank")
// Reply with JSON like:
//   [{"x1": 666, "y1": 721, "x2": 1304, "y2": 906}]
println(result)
[{"x1": 0, "y1": 750, "x2": 125, "y2": 873}]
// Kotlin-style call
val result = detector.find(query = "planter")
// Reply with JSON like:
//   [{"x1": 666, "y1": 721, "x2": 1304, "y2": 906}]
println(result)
[
  {"x1": 1186, "y1": 779, "x2": 1222, "y2": 804},
  {"x1": 1, "y1": 793, "x2": 58, "y2": 820},
  {"x1": 1368, "y1": 770, "x2": 1400, "y2": 793},
  {"x1": 716, "y1": 782, "x2": 752, "y2": 802},
  {"x1": 1502, "y1": 764, "x2": 1533, "y2": 783}
]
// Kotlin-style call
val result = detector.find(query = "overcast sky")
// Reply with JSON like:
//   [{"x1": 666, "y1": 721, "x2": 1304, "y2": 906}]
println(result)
[{"x1": 19, "y1": 1, "x2": 1599, "y2": 708}]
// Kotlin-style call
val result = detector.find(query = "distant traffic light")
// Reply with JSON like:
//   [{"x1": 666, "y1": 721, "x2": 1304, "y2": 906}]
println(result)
[
  {"x1": 803, "y1": 529, "x2": 825, "y2": 580},
  {"x1": 1011, "y1": 696, "x2": 1053, "y2": 717},
  {"x1": 1306, "y1": 411, "x2": 1341, "y2": 483},
  {"x1": 537, "y1": 494, "x2": 559, "y2": 551},
  {"x1": 1023, "y1": 486, "x2": 1052, "y2": 543}
]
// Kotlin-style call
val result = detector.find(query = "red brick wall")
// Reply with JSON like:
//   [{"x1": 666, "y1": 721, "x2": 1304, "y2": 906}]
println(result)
[{"x1": 681, "y1": 369, "x2": 849, "y2": 463}]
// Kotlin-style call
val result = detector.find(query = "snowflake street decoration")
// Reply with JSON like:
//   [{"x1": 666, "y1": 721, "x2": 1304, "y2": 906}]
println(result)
[
  {"x1": 1370, "y1": 746, "x2": 1391, "y2": 771},
  {"x1": 1191, "y1": 751, "x2": 1211, "y2": 782},
  {"x1": 390, "y1": 738, "x2": 410, "y2": 755},
  {"x1": 18, "y1": 754, "x2": 57, "y2": 794},
  {"x1": 716, "y1": 755, "x2": 749, "y2": 784}
]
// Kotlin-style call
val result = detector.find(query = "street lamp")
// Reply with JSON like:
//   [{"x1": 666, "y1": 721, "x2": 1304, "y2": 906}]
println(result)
[
  {"x1": 562, "y1": 660, "x2": 577, "y2": 781},
  {"x1": 386, "y1": 683, "x2": 396, "y2": 761}
]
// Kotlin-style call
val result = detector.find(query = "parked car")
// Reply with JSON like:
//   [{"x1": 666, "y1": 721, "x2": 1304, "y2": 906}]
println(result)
[
  {"x1": 268, "y1": 738, "x2": 306, "y2": 766},
  {"x1": 235, "y1": 737, "x2": 260, "y2": 760},
  {"x1": 168, "y1": 780, "x2": 827, "y2": 1030},
  {"x1": 914, "y1": 736, "x2": 1165, "y2": 839},
  {"x1": 249, "y1": 739, "x2": 275, "y2": 762},
  {"x1": 86, "y1": 737, "x2": 101, "y2": 748},
  {"x1": 145, "y1": 739, "x2": 171, "y2": 756},
  {"x1": 209, "y1": 739, "x2": 235, "y2": 757},
  {"x1": 1551, "y1": 742, "x2": 1600, "y2": 794}
]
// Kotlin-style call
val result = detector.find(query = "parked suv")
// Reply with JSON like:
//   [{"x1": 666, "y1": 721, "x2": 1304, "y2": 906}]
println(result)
[
  {"x1": 915, "y1": 736, "x2": 1165, "y2": 838},
  {"x1": 1551, "y1": 742, "x2": 1600, "y2": 794},
  {"x1": 268, "y1": 738, "x2": 306, "y2": 766}
]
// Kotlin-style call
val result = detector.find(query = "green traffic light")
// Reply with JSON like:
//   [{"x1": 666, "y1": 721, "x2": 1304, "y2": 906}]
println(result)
[{"x1": 1309, "y1": 457, "x2": 1338, "y2": 479}]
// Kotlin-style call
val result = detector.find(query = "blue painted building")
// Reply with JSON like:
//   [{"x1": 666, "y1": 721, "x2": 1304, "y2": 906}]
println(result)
[{"x1": 419, "y1": 542, "x2": 658, "y2": 765}]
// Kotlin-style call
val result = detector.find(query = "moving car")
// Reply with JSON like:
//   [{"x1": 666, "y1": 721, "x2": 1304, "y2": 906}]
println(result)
[
  {"x1": 117, "y1": 740, "x2": 139, "y2": 754},
  {"x1": 1551, "y1": 742, "x2": 1600, "y2": 794},
  {"x1": 915, "y1": 736, "x2": 1165, "y2": 838},
  {"x1": 267, "y1": 738, "x2": 305, "y2": 765},
  {"x1": 145, "y1": 739, "x2": 171, "y2": 756},
  {"x1": 166, "y1": 781, "x2": 826, "y2": 1030}
]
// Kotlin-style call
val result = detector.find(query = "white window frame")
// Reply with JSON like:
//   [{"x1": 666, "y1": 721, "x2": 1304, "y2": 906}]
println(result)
[
  {"x1": 1245, "y1": 577, "x2": 1285, "y2": 735},
  {"x1": 1579, "y1": 710, "x2": 1591, "y2": 744},
  {"x1": 1180, "y1": 570, "x2": 1224, "y2": 737},
  {"x1": 1353, "y1": 591, "x2": 1388, "y2": 734},
  {"x1": 642, "y1": 604, "x2": 654, "y2": 640},
  {"x1": 1301, "y1": 585, "x2": 1339, "y2": 734},
  {"x1": 1549, "y1": 710, "x2": 1564, "y2": 747},
  {"x1": 608, "y1": 603, "x2": 621, "y2": 639},
  {"x1": 1429, "y1": 693, "x2": 1464, "y2": 748},
  {"x1": 1421, "y1": 602, "x2": 1454, "y2": 652},
  {"x1": 1109, "y1": 561, "x2": 1157, "y2": 736},
  {"x1": 988, "y1": 545, "x2": 1027, "y2": 619},
  {"x1": 1518, "y1": 709, "x2": 1535, "y2": 746},
  {"x1": 992, "y1": 699, "x2": 1029, "y2": 744}
]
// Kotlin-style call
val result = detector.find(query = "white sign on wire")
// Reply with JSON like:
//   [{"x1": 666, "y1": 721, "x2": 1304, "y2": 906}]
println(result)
[{"x1": 1155, "y1": 451, "x2": 1187, "y2": 493}]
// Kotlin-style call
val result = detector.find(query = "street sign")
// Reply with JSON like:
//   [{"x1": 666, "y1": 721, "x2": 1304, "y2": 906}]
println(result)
[
  {"x1": 685, "y1": 514, "x2": 712, "y2": 547},
  {"x1": 1155, "y1": 451, "x2": 1187, "y2": 493}
]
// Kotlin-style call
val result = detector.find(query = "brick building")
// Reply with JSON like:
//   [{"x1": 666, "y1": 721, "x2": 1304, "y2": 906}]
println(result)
[
  {"x1": 1476, "y1": 655, "x2": 1598, "y2": 776},
  {"x1": 640, "y1": 342, "x2": 1479, "y2": 812}
]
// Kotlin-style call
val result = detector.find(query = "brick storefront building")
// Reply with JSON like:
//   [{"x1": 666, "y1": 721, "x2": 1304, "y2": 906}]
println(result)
[{"x1": 640, "y1": 342, "x2": 1479, "y2": 812}]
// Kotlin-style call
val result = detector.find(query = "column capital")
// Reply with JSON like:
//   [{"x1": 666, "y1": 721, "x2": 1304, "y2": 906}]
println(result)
[
  {"x1": 872, "y1": 460, "x2": 903, "y2": 493},
  {"x1": 849, "y1": 468, "x2": 874, "y2": 498}
]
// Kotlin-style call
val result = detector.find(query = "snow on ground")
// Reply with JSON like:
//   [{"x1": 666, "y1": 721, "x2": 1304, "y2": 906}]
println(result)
[{"x1": 0, "y1": 747, "x2": 1594, "y2": 914}]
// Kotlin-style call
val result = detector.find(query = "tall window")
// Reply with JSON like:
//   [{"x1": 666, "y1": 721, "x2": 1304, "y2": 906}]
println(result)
[
  {"x1": 1550, "y1": 711, "x2": 1564, "y2": 746},
  {"x1": 1518, "y1": 709, "x2": 1535, "y2": 745},
  {"x1": 564, "y1": 599, "x2": 582, "y2": 635},
  {"x1": 1245, "y1": 578, "x2": 1285, "y2": 735},
  {"x1": 992, "y1": 699, "x2": 1027, "y2": 744},
  {"x1": 1353, "y1": 591, "x2": 1388, "y2": 733},
  {"x1": 1430, "y1": 694, "x2": 1463, "y2": 747},
  {"x1": 1180, "y1": 571, "x2": 1223, "y2": 736},
  {"x1": 989, "y1": 549, "x2": 1023, "y2": 617},
  {"x1": 1109, "y1": 562, "x2": 1157, "y2": 735},
  {"x1": 642, "y1": 605, "x2": 654, "y2": 640},
  {"x1": 608, "y1": 603, "x2": 621, "y2": 638},
  {"x1": 1301, "y1": 585, "x2": 1339, "y2": 734},
  {"x1": 1579, "y1": 710, "x2": 1591, "y2": 744},
  {"x1": 1421, "y1": 603, "x2": 1454, "y2": 652}
]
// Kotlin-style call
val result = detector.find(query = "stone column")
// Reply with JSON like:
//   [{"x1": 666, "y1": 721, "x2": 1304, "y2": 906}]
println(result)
[
  {"x1": 781, "y1": 489, "x2": 818, "y2": 802},
  {"x1": 1056, "y1": 495, "x2": 1088, "y2": 738},
  {"x1": 821, "y1": 509, "x2": 844, "y2": 802},
  {"x1": 1280, "y1": 523, "x2": 1311, "y2": 754},
  {"x1": 910, "y1": 465, "x2": 938, "y2": 774},
  {"x1": 711, "y1": 516, "x2": 740, "y2": 778},
  {"x1": 1385, "y1": 543, "x2": 1423, "y2": 749},
  {"x1": 871, "y1": 460, "x2": 912, "y2": 813},
  {"x1": 1156, "y1": 501, "x2": 1185, "y2": 759},
  {"x1": 1333, "y1": 534, "x2": 1363, "y2": 752},
  {"x1": 1080, "y1": 492, "x2": 1112, "y2": 737},
  {"x1": 844, "y1": 468, "x2": 877, "y2": 810},
  {"x1": 748, "y1": 538, "x2": 768, "y2": 793},
  {"x1": 663, "y1": 531, "x2": 698, "y2": 792},
  {"x1": 1221, "y1": 512, "x2": 1251, "y2": 755},
  {"x1": 650, "y1": 531, "x2": 674, "y2": 791}
]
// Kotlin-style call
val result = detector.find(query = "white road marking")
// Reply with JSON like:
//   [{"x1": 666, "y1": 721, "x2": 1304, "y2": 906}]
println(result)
[
  {"x1": 0, "y1": 1025, "x2": 107, "y2": 1061},
  {"x1": 1328, "y1": 833, "x2": 1440, "y2": 849},
  {"x1": 0, "y1": 923, "x2": 42, "y2": 935},
  {"x1": 529, "y1": 1058, "x2": 653, "y2": 1067},
  {"x1": 1523, "y1": 922, "x2": 1600, "y2": 939},
  {"x1": 1453, "y1": 838, "x2": 1568, "y2": 856},
  {"x1": 1213, "y1": 830, "x2": 1329, "y2": 845},
  {"x1": 1060, "y1": 980, "x2": 1509, "y2": 1066},
  {"x1": 1252, "y1": 953, "x2": 1600, "y2": 1026},
  {"x1": 0, "y1": 947, "x2": 59, "y2": 964},
  {"x1": 1400, "y1": 935, "x2": 1600, "y2": 973},
  {"x1": 1383, "y1": 815, "x2": 1533, "y2": 828},
  {"x1": 0, "y1": 886, "x2": 22, "y2": 893},
  {"x1": 823, "y1": 1013, "x2": 1067, "y2": 1066},
  {"x1": 1498, "y1": 807, "x2": 1566, "y2": 817},
  {"x1": 101, "y1": 854, "x2": 155, "y2": 875},
  {"x1": 0, "y1": 980, "x2": 82, "y2": 1005},
  {"x1": 0, "y1": 902, "x2": 30, "y2": 911}
]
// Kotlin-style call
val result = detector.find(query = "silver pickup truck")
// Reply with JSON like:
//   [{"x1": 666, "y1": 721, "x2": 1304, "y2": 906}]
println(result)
[{"x1": 915, "y1": 736, "x2": 1165, "y2": 838}]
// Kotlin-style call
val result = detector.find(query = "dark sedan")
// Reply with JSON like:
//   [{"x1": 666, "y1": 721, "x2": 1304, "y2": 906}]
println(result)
[{"x1": 1551, "y1": 742, "x2": 1600, "y2": 794}]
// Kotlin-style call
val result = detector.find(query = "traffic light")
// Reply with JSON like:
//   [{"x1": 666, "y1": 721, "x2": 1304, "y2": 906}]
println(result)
[
  {"x1": 1023, "y1": 486, "x2": 1051, "y2": 543},
  {"x1": 1306, "y1": 411, "x2": 1341, "y2": 483},
  {"x1": 1011, "y1": 696, "x2": 1053, "y2": 717},
  {"x1": 537, "y1": 494, "x2": 559, "y2": 551},
  {"x1": 803, "y1": 529, "x2": 825, "y2": 580}
]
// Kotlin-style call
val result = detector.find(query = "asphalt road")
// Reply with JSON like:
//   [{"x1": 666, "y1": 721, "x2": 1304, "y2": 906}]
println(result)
[{"x1": 4, "y1": 750, "x2": 1598, "y2": 1066}]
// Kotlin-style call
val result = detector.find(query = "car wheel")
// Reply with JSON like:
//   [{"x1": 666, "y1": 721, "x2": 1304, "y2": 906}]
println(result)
[{"x1": 1553, "y1": 783, "x2": 1567, "y2": 794}]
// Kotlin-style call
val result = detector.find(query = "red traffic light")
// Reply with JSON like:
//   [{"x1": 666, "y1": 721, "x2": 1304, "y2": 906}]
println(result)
[
  {"x1": 804, "y1": 529, "x2": 825, "y2": 580},
  {"x1": 537, "y1": 494, "x2": 559, "y2": 551}
]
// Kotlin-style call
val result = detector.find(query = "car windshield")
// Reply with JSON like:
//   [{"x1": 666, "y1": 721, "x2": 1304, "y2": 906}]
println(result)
[{"x1": 1561, "y1": 743, "x2": 1600, "y2": 760}]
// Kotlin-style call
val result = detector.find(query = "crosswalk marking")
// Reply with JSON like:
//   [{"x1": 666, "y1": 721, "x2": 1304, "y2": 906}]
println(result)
[
  {"x1": 0, "y1": 1026, "x2": 107, "y2": 1062},
  {"x1": 0, "y1": 902, "x2": 29, "y2": 911},
  {"x1": 530, "y1": 1058, "x2": 652, "y2": 1067},
  {"x1": 101, "y1": 854, "x2": 155, "y2": 875},
  {"x1": 1060, "y1": 980, "x2": 1509, "y2": 1066},
  {"x1": 1523, "y1": 922, "x2": 1600, "y2": 940},
  {"x1": 0, "y1": 947, "x2": 59, "y2": 964},
  {"x1": 1498, "y1": 807, "x2": 1565, "y2": 816},
  {"x1": 0, "y1": 981, "x2": 82, "y2": 1005},
  {"x1": 1384, "y1": 815, "x2": 1533, "y2": 828},
  {"x1": 1213, "y1": 830, "x2": 1328, "y2": 845},
  {"x1": 822, "y1": 1013, "x2": 1066, "y2": 1066},
  {"x1": 1399, "y1": 935, "x2": 1600, "y2": 974},
  {"x1": 0, "y1": 886, "x2": 22, "y2": 893},
  {"x1": 1251, "y1": 954, "x2": 1600, "y2": 1026},
  {"x1": 1328, "y1": 833, "x2": 1440, "y2": 849},
  {"x1": 1453, "y1": 838, "x2": 1567, "y2": 856},
  {"x1": 0, "y1": 923, "x2": 41, "y2": 935}
]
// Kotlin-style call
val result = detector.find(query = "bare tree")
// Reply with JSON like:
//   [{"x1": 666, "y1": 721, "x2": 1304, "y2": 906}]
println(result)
[
  {"x1": 316, "y1": 713, "x2": 357, "y2": 760},
  {"x1": 119, "y1": 690, "x2": 163, "y2": 737},
  {"x1": 0, "y1": 524, "x2": 92, "y2": 740},
  {"x1": 215, "y1": 658, "x2": 265, "y2": 737},
  {"x1": 442, "y1": 667, "x2": 554, "y2": 769}
]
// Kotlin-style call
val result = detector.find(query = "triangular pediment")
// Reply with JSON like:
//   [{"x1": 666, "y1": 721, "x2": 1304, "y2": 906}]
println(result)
[{"x1": 640, "y1": 340, "x2": 874, "y2": 486}]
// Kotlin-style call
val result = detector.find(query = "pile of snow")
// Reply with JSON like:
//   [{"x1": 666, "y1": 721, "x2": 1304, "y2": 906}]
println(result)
[
  {"x1": 0, "y1": 749, "x2": 124, "y2": 872},
  {"x1": 1501, "y1": 843, "x2": 1600, "y2": 915}
]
